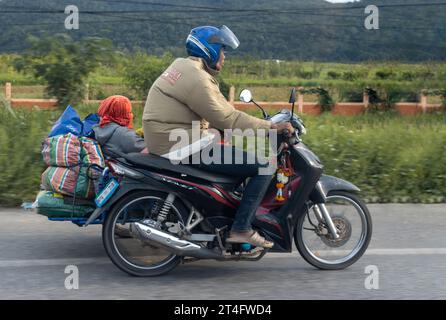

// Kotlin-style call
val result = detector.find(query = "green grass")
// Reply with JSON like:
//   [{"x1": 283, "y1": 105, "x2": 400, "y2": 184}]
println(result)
[{"x1": 301, "y1": 113, "x2": 446, "y2": 203}]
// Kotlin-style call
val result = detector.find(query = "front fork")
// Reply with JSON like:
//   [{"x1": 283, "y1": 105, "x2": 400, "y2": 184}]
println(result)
[
  {"x1": 311, "y1": 182, "x2": 339, "y2": 239},
  {"x1": 312, "y1": 204, "x2": 339, "y2": 239}
]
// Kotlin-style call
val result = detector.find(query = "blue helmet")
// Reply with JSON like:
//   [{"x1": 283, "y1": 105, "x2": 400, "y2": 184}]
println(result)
[{"x1": 186, "y1": 25, "x2": 240, "y2": 69}]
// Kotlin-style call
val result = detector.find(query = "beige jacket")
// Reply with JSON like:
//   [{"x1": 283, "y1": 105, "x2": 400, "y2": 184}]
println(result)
[{"x1": 142, "y1": 56, "x2": 271, "y2": 156}]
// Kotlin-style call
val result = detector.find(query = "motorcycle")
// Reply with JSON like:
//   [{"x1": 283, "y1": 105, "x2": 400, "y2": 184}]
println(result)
[{"x1": 85, "y1": 88, "x2": 372, "y2": 277}]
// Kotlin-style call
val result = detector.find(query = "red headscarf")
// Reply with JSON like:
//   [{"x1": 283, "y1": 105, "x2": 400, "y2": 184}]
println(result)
[{"x1": 98, "y1": 95, "x2": 134, "y2": 129}]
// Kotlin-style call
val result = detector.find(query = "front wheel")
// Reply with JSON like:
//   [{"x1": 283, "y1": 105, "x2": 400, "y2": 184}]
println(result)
[{"x1": 294, "y1": 191, "x2": 372, "y2": 270}]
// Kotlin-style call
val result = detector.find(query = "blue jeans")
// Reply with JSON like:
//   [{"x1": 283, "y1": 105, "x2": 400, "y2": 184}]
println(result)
[{"x1": 189, "y1": 145, "x2": 274, "y2": 232}]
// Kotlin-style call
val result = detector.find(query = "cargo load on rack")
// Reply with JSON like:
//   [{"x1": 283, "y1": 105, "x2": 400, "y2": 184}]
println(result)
[
  {"x1": 42, "y1": 133, "x2": 105, "y2": 168},
  {"x1": 41, "y1": 166, "x2": 96, "y2": 199},
  {"x1": 35, "y1": 106, "x2": 104, "y2": 220},
  {"x1": 36, "y1": 191, "x2": 95, "y2": 218},
  {"x1": 40, "y1": 133, "x2": 105, "y2": 200}
]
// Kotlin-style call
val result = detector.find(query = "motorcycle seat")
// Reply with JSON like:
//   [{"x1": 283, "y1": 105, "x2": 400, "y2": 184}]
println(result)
[{"x1": 119, "y1": 152, "x2": 244, "y2": 184}]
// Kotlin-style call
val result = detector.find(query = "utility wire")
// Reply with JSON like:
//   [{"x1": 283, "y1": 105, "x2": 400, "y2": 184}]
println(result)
[
  {"x1": 87, "y1": 0, "x2": 446, "y2": 11},
  {"x1": 1, "y1": 8, "x2": 446, "y2": 32}
]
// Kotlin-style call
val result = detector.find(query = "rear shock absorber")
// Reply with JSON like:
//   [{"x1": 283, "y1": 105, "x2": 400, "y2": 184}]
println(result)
[{"x1": 157, "y1": 193, "x2": 176, "y2": 223}]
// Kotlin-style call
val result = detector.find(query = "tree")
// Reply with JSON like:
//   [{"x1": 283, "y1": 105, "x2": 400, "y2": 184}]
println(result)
[
  {"x1": 14, "y1": 34, "x2": 113, "y2": 107},
  {"x1": 124, "y1": 52, "x2": 173, "y2": 100}
]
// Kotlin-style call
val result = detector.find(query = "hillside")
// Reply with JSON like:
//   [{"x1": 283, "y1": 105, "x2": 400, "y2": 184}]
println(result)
[{"x1": 0, "y1": 0, "x2": 446, "y2": 61}]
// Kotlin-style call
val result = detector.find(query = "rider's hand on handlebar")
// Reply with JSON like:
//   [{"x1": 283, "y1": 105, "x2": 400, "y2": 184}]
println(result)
[{"x1": 271, "y1": 122, "x2": 295, "y2": 137}]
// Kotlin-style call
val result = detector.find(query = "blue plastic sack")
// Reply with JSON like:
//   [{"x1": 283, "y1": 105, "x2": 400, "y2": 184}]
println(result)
[
  {"x1": 48, "y1": 106, "x2": 100, "y2": 138},
  {"x1": 48, "y1": 105, "x2": 83, "y2": 137},
  {"x1": 82, "y1": 113, "x2": 100, "y2": 138}
]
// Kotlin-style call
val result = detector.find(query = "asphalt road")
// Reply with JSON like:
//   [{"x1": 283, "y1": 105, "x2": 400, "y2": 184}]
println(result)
[{"x1": 0, "y1": 204, "x2": 445, "y2": 300}]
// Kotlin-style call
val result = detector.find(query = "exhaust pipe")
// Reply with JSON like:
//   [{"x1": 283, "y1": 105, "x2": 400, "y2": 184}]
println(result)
[{"x1": 129, "y1": 222, "x2": 225, "y2": 260}]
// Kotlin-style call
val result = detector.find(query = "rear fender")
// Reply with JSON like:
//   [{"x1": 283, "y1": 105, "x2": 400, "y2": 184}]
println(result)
[{"x1": 83, "y1": 181, "x2": 173, "y2": 227}]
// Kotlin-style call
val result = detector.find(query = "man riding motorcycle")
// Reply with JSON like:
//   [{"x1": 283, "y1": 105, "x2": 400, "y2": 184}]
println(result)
[{"x1": 142, "y1": 25, "x2": 294, "y2": 248}]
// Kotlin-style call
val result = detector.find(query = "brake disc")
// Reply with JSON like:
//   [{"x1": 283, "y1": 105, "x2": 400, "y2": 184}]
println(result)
[{"x1": 319, "y1": 215, "x2": 352, "y2": 248}]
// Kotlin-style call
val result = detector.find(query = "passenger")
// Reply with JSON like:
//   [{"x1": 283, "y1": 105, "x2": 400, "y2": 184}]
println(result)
[{"x1": 93, "y1": 95, "x2": 148, "y2": 157}]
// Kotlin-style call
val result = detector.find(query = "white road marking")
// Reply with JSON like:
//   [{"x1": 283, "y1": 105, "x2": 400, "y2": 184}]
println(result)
[
  {"x1": 363, "y1": 248, "x2": 446, "y2": 255},
  {"x1": 264, "y1": 248, "x2": 446, "y2": 258},
  {"x1": 1, "y1": 248, "x2": 446, "y2": 268},
  {"x1": 0, "y1": 257, "x2": 110, "y2": 268}
]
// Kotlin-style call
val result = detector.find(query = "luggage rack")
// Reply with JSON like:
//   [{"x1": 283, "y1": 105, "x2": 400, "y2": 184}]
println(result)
[{"x1": 47, "y1": 212, "x2": 106, "y2": 227}]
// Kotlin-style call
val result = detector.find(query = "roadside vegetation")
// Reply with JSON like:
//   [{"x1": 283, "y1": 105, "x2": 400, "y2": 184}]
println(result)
[{"x1": 1, "y1": 104, "x2": 445, "y2": 206}]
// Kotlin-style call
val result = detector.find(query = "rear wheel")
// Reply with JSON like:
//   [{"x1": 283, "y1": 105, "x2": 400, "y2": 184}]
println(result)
[
  {"x1": 102, "y1": 191, "x2": 188, "y2": 277},
  {"x1": 294, "y1": 191, "x2": 372, "y2": 270}
]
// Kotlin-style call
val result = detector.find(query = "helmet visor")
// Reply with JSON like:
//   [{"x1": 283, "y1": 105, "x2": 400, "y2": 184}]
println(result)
[{"x1": 209, "y1": 25, "x2": 240, "y2": 49}]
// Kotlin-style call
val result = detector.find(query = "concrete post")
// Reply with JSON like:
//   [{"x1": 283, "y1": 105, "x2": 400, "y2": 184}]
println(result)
[
  {"x1": 297, "y1": 87, "x2": 304, "y2": 113},
  {"x1": 363, "y1": 90, "x2": 369, "y2": 109},
  {"x1": 420, "y1": 92, "x2": 428, "y2": 113},
  {"x1": 5, "y1": 82, "x2": 12, "y2": 101},
  {"x1": 229, "y1": 85, "x2": 235, "y2": 104}
]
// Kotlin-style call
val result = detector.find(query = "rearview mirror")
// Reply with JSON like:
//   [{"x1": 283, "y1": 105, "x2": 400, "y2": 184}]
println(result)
[
  {"x1": 289, "y1": 88, "x2": 297, "y2": 104},
  {"x1": 239, "y1": 89, "x2": 252, "y2": 103}
]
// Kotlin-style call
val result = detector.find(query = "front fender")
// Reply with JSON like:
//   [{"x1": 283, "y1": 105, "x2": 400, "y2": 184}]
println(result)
[
  {"x1": 318, "y1": 175, "x2": 360, "y2": 195},
  {"x1": 309, "y1": 175, "x2": 360, "y2": 203}
]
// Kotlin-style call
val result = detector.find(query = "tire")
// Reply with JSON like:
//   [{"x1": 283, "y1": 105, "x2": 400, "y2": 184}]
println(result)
[
  {"x1": 294, "y1": 191, "x2": 372, "y2": 270},
  {"x1": 102, "y1": 190, "x2": 188, "y2": 277}
]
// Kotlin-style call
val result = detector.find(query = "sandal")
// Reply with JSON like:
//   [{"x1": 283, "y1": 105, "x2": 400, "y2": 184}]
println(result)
[{"x1": 227, "y1": 230, "x2": 274, "y2": 249}]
